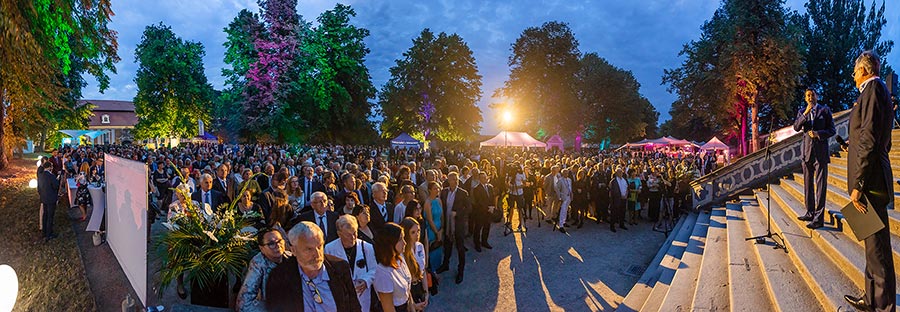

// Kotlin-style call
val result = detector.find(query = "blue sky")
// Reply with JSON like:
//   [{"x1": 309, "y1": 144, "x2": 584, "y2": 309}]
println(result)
[{"x1": 82, "y1": 0, "x2": 900, "y2": 134}]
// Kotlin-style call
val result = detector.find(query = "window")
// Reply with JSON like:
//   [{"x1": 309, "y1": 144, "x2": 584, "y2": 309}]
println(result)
[{"x1": 101, "y1": 114, "x2": 110, "y2": 124}]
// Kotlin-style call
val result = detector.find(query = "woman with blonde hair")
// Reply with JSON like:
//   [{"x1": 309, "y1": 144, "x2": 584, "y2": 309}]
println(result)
[{"x1": 400, "y1": 217, "x2": 428, "y2": 311}]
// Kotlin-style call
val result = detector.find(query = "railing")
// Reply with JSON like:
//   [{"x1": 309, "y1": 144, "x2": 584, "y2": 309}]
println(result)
[{"x1": 691, "y1": 109, "x2": 851, "y2": 209}]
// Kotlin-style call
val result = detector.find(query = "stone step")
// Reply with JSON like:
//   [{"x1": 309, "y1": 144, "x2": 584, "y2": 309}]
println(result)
[
  {"x1": 725, "y1": 202, "x2": 775, "y2": 312},
  {"x1": 837, "y1": 151, "x2": 900, "y2": 163},
  {"x1": 637, "y1": 212, "x2": 700, "y2": 312},
  {"x1": 785, "y1": 175, "x2": 900, "y2": 237},
  {"x1": 827, "y1": 162, "x2": 900, "y2": 183},
  {"x1": 657, "y1": 211, "x2": 712, "y2": 311},
  {"x1": 830, "y1": 156, "x2": 900, "y2": 176},
  {"x1": 615, "y1": 215, "x2": 690, "y2": 312},
  {"x1": 748, "y1": 191, "x2": 841, "y2": 311},
  {"x1": 690, "y1": 206, "x2": 730, "y2": 311},
  {"x1": 774, "y1": 179, "x2": 900, "y2": 281}
]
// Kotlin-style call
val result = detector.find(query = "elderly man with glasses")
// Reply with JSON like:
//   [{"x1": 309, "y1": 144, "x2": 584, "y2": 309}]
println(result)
[{"x1": 265, "y1": 221, "x2": 361, "y2": 312}]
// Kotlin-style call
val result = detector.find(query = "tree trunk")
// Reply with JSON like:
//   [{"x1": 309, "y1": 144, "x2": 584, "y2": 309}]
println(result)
[
  {"x1": 38, "y1": 129, "x2": 47, "y2": 153},
  {"x1": 0, "y1": 91, "x2": 8, "y2": 171},
  {"x1": 750, "y1": 101, "x2": 759, "y2": 153},
  {"x1": 739, "y1": 103, "x2": 747, "y2": 157}
]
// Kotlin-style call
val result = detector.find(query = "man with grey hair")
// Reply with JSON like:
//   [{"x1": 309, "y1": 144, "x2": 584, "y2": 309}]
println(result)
[
  {"x1": 844, "y1": 50, "x2": 896, "y2": 312},
  {"x1": 417, "y1": 169, "x2": 436, "y2": 204},
  {"x1": 299, "y1": 192, "x2": 339, "y2": 243},
  {"x1": 266, "y1": 221, "x2": 361, "y2": 311},
  {"x1": 437, "y1": 171, "x2": 472, "y2": 284},
  {"x1": 324, "y1": 215, "x2": 377, "y2": 312},
  {"x1": 368, "y1": 182, "x2": 394, "y2": 231},
  {"x1": 192, "y1": 173, "x2": 226, "y2": 213}
]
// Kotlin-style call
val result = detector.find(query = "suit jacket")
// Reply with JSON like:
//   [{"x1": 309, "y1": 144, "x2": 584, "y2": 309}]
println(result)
[
  {"x1": 848, "y1": 77, "x2": 895, "y2": 197},
  {"x1": 609, "y1": 177, "x2": 628, "y2": 206},
  {"x1": 440, "y1": 187, "x2": 472, "y2": 236},
  {"x1": 192, "y1": 189, "x2": 227, "y2": 213},
  {"x1": 323, "y1": 239, "x2": 376, "y2": 312},
  {"x1": 299, "y1": 210, "x2": 340, "y2": 243},
  {"x1": 542, "y1": 173, "x2": 558, "y2": 199},
  {"x1": 38, "y1": 170, "x2": 60, "y2": 204},
  {"x1": 265, "y1": 255, "x2": 362, "y2": 312},
  {"x1": 256, "y1": 175, "x2": 271, "y2": 193},
  {"x1": 213, "y1": 175, "x2": 237, "y2": 202},
  {"x1": 471, "y1": 182, "x2": 493, "y2": 215},
  {"x1": 300, "y1": 177, "x2": 325, "y2": 203},
  {"x1": 793, "y1": 104, "x2": 836, "y2": 163},
  {"x1": 369, "y1": 201, "x2": 395, "y2": 231}
]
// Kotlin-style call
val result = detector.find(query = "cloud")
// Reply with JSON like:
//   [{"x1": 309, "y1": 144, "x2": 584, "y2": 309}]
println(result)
[{"x1": 82, "y1": 0, "x2": 900, "y2": 134}]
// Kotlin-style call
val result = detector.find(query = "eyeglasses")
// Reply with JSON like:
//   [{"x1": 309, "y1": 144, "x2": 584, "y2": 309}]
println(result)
[
  {"x1": 304, "y1": 278, "x2": 324, "y2": 304},
  {"x1": 261, "y1": 238, "x2": 283, "y2": 249}
]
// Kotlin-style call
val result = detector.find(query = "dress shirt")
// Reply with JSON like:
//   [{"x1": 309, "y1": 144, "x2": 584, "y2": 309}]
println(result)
[
  {"x1": 393, "y1": 202, "x2": 407, "y2": 224},
  {"x1": 315, "y1": 212, "x2": 328, "y2": 238},
  {"x1": 300, "y1": 263, "x2": 337, "y2": 312},
  {"x1": 375, "y1": 201, "x2": 387, "y2": 220}
]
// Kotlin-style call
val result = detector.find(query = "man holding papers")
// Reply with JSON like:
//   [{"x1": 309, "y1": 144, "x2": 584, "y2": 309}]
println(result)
[{"x1": 844, "y1": 51, "x2": 896, "y2": 312}]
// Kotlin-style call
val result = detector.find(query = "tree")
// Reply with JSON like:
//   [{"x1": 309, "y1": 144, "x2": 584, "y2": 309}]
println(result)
[
  {"x1": 804, "y1": 0, "x2": 893, "y2": 113},
  {"x1": 0, "y1": 0, "x2": 118, "y2": 170},
  {"x1": 379, "y1": 29, "x2": 483, "y2": 142},
  {"x1": 133, "y1": 23, "x2": 214, "y2": 140},
  {"x1": 495, "y1": 21, "x2": 582, "y2": 138},
  {"x1": 577, "y1": 53, "x2": 658, "y2": 143},
  {"x1": 243, "y1": 0, "x2": 305, "y2": 142},
  {"x1": 664, "y1": 0, "x2": 804, "y2": 154},
  {"x1": 292, "y1": 4, "x2": 377, "y2": 144},
  {"x1": 218, "y1": 9, "x2": 264, "y2": 142}
]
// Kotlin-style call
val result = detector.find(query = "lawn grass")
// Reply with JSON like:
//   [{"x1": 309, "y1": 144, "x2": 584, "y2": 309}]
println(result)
[{"x1": 0, "y1": 155, "x2": 96, "y2": 311}]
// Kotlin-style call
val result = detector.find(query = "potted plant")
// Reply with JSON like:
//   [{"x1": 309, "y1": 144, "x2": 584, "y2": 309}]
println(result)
[{"x1": 154, "y1": 169, "x2": 260, "y2": 308}]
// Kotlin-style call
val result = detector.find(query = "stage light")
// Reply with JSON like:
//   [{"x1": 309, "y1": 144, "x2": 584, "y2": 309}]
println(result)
[
  {"x1": 502, "y1": 111, "x2": 513, "y2": 124},
  {"x1": 0, "y1": 264, "x2": 18, "y2": 312}
]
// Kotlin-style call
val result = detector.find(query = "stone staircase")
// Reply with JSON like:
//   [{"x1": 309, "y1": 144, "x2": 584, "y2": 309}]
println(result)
[{"x1": 616, "y1": 130, "x2": 900, "y2": 311}]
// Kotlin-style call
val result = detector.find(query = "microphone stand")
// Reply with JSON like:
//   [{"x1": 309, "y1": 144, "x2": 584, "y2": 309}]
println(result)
[{"x1": 746, "y1": 113, "x2": 787, "y2": 253}]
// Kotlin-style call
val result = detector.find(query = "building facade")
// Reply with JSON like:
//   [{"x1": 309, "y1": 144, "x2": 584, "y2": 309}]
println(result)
[{"x1": 80, "y1": 99, "x2": 137, "y2": 144}]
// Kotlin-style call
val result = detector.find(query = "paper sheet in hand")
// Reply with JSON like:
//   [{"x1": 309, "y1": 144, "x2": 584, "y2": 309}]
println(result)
[{"x1": 841, "y1": 197, "x2": 885, "y2": 241}]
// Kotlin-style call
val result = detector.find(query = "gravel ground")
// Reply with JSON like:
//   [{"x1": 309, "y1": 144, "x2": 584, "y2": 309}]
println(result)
[{"x1": 425, "y1": 217, "x2": 667, "y2": 312}]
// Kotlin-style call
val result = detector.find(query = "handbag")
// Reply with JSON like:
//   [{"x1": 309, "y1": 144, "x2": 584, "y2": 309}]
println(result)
[
  {"x1": 427, "y1": 270, "x2": 439, "y2": 296},
  {"x1": 410, "y1": 280, "x2": 427, "y2": 303}
]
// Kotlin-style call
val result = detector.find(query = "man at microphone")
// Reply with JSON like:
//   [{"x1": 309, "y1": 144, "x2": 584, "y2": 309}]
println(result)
[{"x1": 793, "y1": 88, "x2": 835, "y2": 229}]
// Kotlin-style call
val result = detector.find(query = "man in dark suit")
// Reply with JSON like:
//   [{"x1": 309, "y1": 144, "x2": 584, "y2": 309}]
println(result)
[
  {"x1": 213, "y1": 163, "x2": 237, "y2": 202},
  {"x1": 470, "y1": 171, "x2": 494, "y2": 252},
  {"x1": 793, "y1": 88, "x2": 836, "y2": 229},
  {"x1": 298, "y1": 192, "x2": 339, "y2": 243},
  {"x1": 192, "y1": 174, "x2": 227, "y2": 213},
  {"x1": 266, "y1": 221, "x2": 361, "y2": 311},
  {"x1": 608, "y1": 165, "x2": 629, "y2": 232},
  {"x1": 38, "y1": 161, "x2": 60, "y2": 240},
  {"x1": 844, "y1": 51, "x2": 897, "y2": 312},
  {"x1": 301, "y1": 166, "x2": 325, "y2": 205},
  {"x1": 436, "y1": 172, "x2": 472, "y2": 284},
  {"x1": 335, "y1": 173, "x2": 364, "y2": 214},
  {"x1": 258, "y1": 171, "x2": 289, "y2": 221},
  {"x1": 368, "y1": 182, "x2": 394, "y2": 232},
  {"x1": 257, "y1": 163, "x2": 275, "y2": 192}
]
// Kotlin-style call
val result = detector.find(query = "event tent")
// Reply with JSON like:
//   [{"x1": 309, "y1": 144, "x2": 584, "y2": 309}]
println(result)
[
  {"x1": 391, "y1": 133, "x2": 422, "y2": 149},
  {"x1": 193, "y1": 132, "x2": 218, "y2": 142},
  {"x1": 479, "y1": 131, "x2": 546, "y2": 148},
  {"x1": 545, "y1": 135, "x2": 564, "y2": 151},
  {"x1": 700, "y1": 136, "x2": 729, "y2": 151},
  {"x1": 59, "y1": 130, "x2": 108, "y2": 145}
]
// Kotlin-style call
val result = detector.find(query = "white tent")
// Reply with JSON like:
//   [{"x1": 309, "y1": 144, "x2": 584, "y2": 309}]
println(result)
[
  {"x1": 479, "y1": 131, "x2": 547, "y2": 148},
  {"x1": 700, "y1": 136, "x2": 729, "y2": 151}
]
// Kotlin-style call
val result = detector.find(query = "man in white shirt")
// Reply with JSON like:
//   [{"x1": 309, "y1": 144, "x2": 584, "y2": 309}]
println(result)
[{"x1": 324, "y1": 215, "x2": 376, "y2": 312}]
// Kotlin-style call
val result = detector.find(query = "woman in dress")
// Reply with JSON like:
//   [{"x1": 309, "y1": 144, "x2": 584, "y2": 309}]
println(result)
[
  {"x1": 571, "y1": 168, "x2": 589, "y2": 229},
  {"x1": 74, "y1": 173, "x2": 92, "y2": 221},
  {"x1": 236, "y1": 189, "x2": 264, "y2": 229},
  {"x1": 400, "y1": 217, "x2": 429, "y2": 311},
  {"x1": 423, "y1": 181, "x2": 443, "y2": 267}
]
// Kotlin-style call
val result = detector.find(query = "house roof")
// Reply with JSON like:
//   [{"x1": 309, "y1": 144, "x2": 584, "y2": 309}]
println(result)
[{"x1": 78, "y1": 99, "x2": 135, "y2": 112}]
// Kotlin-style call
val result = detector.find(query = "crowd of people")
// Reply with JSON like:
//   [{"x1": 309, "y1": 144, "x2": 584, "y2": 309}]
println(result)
[{"x1": 38, "y1": 142, "x2": 713, "y2": 311}]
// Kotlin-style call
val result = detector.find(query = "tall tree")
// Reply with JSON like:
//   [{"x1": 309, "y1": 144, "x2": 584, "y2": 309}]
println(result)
[
  {"x1": 218, "y1": 9, "x2": 264, "y2": 142},
  {"x1": 664, "y1": 0, "x2": 804, "y2": 154},
  {"x1": 577, "y1": 53, "x2": 659, "y2": 143},
  {"x1": 379, "y1": 29, "x2": 483, "y2": 142},
  {"x1": 804, "y1": 0, "x2": 893, "y2": 112},
  {"x1": 0, "y1": 0, "x2": 118, "y2": 170},
  {"x1": 293, "y1": 4, "x2": 377, "y2": 144},
  {"x1": 243, "y1": 0, "x2": 305, "y2": 142},
  {"x1": 496, "y1": 21, "x2": 581, "y2": 138},
  {"x1": 133, "y1": 23, "x2": 214, "y2": 140}
]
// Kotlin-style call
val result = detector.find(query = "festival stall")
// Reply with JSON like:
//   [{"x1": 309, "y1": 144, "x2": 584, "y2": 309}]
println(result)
[
  {"x1": 479, "y1": 131, "x2": 547, "y2": 148},
  {"x1": 545, "y1": 135, "x2": 564, "y2": 152},
  {"x1": 390, "y1": 133, "x2": 422, "y2": 149}
]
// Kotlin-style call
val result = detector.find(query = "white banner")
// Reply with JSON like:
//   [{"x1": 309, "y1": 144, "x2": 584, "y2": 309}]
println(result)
[{"x1": 104, "y1": 154, "x2": 148, "y2": 306}]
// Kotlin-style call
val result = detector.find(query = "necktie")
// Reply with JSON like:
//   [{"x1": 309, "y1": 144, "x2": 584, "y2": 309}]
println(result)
[
  {"x1": 205, "y1": 192, "x2": 210, "y2": 208},
  {"x1": 318, "y1": 216, "x2": 326, "y2": 236},
  {"x1": 305, "y1": 180, "x2": 311, "y2": 201},
  {"x1": 380, "y1": 204, "x2": 386, "y2": 220}
]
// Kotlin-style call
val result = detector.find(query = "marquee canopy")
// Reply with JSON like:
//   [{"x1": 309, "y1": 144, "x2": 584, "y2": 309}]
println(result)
[
  {"x1": 700, "y1": 136, "x2": 729, "y2": 150},
  {"x1": 479, "y1": 131, "x2": 546, "y2": 148},
  {"x1": 391, "y1": 133, "x2": 422, "y2": 149},
  {"x1": 545, "y1": 135, "x2": 564, "y2": 151}
]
